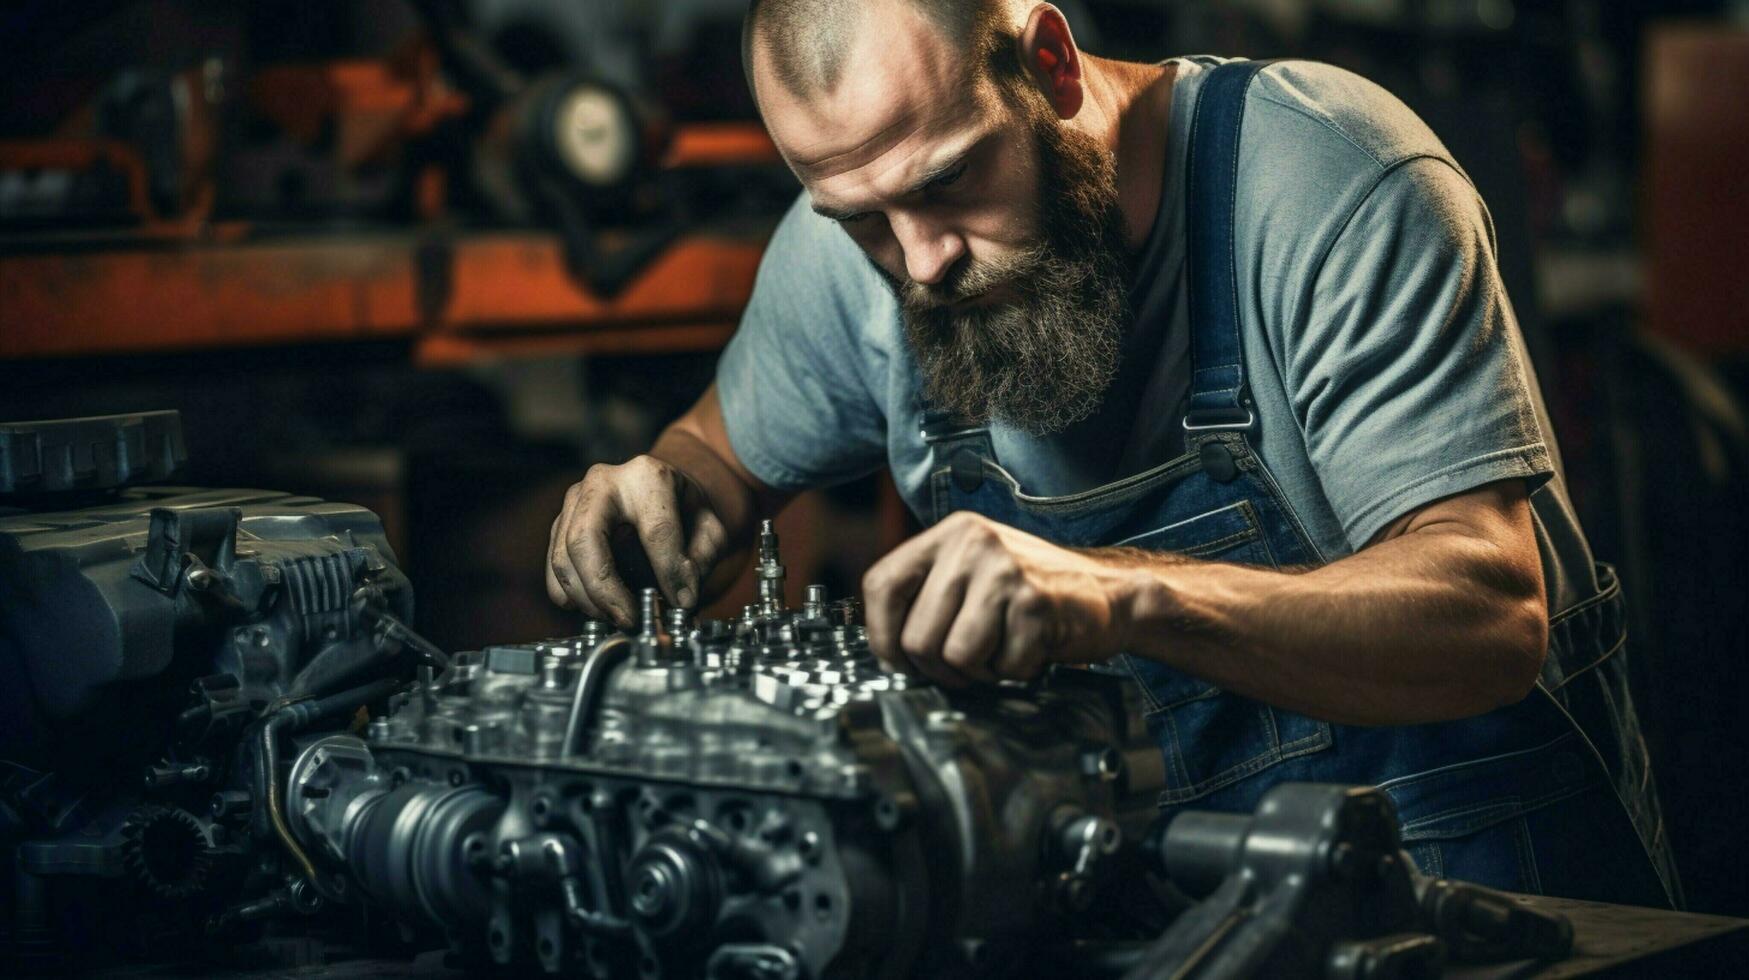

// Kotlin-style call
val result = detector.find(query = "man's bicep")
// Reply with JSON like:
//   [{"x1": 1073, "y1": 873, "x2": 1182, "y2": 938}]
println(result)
[
  {"x1": 1364, "y1": 478, "x2": 1547, "y2": 648},
  {"x1": 1366, "y1": 477, "x2": 1533, "y2": 549}
]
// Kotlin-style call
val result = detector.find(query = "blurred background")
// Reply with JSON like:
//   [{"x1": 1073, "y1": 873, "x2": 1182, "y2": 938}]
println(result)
[{"x1": 1, "y1": 0, "x2": 1746, "y2": 915}]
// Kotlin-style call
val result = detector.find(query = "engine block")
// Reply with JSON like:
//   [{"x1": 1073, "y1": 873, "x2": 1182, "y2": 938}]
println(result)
[{"x1": 285, "y1": 524, "x2": 1172, "y2": 978}]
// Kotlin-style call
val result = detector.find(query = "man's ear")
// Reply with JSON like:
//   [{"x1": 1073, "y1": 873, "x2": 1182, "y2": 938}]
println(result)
[{"x1": 1018, "y1": 4, "x2": 1083, "y2": 119}]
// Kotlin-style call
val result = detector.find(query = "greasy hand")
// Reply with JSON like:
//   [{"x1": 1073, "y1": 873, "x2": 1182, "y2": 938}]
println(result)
[
  {"x1": 546, "y1": 456, "x2": 729, "y2": 627},
  {"x1": 861, "y1": 512, "x2": 1145, "y2": 686}
]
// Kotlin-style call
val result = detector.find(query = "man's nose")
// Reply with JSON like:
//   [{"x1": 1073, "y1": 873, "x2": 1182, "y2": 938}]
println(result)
[{"x1": 890, "y1": 212, "x2": 966, "y2": 287}]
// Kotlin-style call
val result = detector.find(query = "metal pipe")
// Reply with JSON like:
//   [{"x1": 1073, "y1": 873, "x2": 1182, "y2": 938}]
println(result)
[
  {"x1": 258, "y1": 678, "x2": 407, "y2": 885},
  {"x1": 563, "y1": 635, "x2": 632, "y2": 757}
]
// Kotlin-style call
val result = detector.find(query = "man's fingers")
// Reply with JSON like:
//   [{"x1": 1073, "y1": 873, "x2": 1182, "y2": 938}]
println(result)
[
  {"x1": 993, "y1": 587, "x2": 1050, "y2": 681},
  {"x1": 568, "y1": 516, "x2": 635, "y2": 627},
  {"x1": 898, "y1": 562, "x2": 967, "y2": 663},
  {"x1": 548, "y1": 500, "x2": 603, "y2": 617},
  {"x1": 897, "y1": 563, "x2": 980, "y2": 686},
  {"x1": 939, "y1": 575, "x2": 1004, "y2": 683},
  {"x1": 547, "y1": 514, "x2": 578, "y2": 609},
  {"x1": 863, "y1": 545, "x2": 934, "y2": 676},
  {"x1": 621, "y1": 461, "x2": 693, "y2": 609},
  {"x1": 683, "y1": 505, "x2": 729, "y2": 588}
]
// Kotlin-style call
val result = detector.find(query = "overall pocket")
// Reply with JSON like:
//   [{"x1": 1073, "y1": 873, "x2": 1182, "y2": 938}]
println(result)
[{"x1": 1117, "y1": 499, "x2": 1333, "y2": 804}]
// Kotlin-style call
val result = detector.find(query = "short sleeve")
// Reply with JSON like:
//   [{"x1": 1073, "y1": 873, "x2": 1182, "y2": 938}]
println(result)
[
  {"x1": 715, "y1": 194, "x2": 892, "y2": 491},
  {"x1": 1287, "y1": 157, "x2": 1553, "y2": 546}
]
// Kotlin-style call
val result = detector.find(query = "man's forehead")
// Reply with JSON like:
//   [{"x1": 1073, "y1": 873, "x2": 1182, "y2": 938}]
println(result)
[{"x1": 754, "y1": 2, "x2": 990, "y2": 182}]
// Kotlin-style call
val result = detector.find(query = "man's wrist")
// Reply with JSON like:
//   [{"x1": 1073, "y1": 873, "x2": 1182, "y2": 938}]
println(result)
[
  {"x1": 1075, "y1": 546, "x2": 1181, "y2": 659},
  {"x1": 1109, "y1": 566, "x2": 1175, "y2": 656}
]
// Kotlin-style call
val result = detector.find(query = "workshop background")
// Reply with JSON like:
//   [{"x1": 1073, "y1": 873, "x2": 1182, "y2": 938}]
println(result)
[{"x1": 2, "y1": 0, "x2": 1747, "y2": 914}]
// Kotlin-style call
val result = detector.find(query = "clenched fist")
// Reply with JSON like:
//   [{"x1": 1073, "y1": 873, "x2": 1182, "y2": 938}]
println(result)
[
  {"x1": 546, "y1": 455, "x2": 731, "y2": 626},
  {"x1": 861, "y1": 511, "x2": 1154, "y2": 687}
]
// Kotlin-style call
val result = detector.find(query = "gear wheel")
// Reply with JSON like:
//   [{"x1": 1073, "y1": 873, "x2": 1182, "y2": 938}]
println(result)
[{"x1": 120, "y1": 805, "x2": 213, "y2": 899}]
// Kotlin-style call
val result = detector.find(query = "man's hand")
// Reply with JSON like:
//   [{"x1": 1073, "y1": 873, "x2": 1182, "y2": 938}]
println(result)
[
  {"x1": 547, "y1": 456, "x2": 730, "y2": 627},
  {"x1": 861, "y1": 511, "x2": 1150, "y2": 686}
]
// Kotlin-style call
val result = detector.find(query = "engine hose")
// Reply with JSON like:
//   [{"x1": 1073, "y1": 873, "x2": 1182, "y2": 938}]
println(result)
[
  {"x1": 563, "y1": 635, "x2": 632, "y2": 757},
  {"x1": 258, "y1": 677, "x2": 407, "y2": 887}
]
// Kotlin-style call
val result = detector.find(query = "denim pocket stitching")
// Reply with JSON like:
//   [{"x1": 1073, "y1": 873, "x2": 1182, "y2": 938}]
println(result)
[
  {"x1": 1112, "y1": 499, "x2": 1260, "y2": 551},
  {"x1": 1155, "y1": 701, "x2": 1193, "y2": 789},
  {"x1": 929, "y1": 468, "x2": 950, "y2": 525},
  {"x1": 1513, "y1": 816, "x2": 1543, "y2": 895},
  {"x1": 1374, "y1": 733, "x2": 1578, "y2": 794},
  {"x1": 1549, "y1": 568, "x2": 1621, "y2": 627},
  {"x1": 1400, "y1": 798, "x2": 1524, "y2": 840},
  {"x1": 1180, "y1": 525, "x2": 1261, "y2": 558},
  {"x1": 1154, "y1": 719, "x2": 1333, "y2": 807},
  {"x1": 1546, "y1": 630, "x2": 1627, "y2": 694},
  {"x1": 1121, "y1": 655, "x2": 1164, "y2": 713},
  {"x1": 1410, "y1": 842, "x2": 1445, "y2": 879},
  {"x1": 1003, "y1": 452, "x2": 1205, "y2": 516},
  {"x1": 1230, "y1": 444, "x2": 1331, "y2": 567},
  {"x1": 1141, "y1": 683, "x2": 1222, "y2": 714},
  {"x1": 1396, "y1": 782, "x2": 1592, "y2": 841}
]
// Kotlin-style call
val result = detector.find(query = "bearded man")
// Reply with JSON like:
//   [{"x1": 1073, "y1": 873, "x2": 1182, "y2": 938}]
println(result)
[{"x1": 546, "y1": 0, "x2": 1678, "y2": 906}]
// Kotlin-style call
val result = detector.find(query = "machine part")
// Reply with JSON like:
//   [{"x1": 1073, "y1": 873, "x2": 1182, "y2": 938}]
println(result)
[
  {"x1": 257, "y1": 677, "x2": 409, "y2": 887},
  {"x1": 119, "y1": 805, "x2": 213, "y2": 899},
  {"x1": 0, "y1": 410, "x2": 185, "y2": 495},
  {"x1": 1416, "y1": 876, "x2": 1575, "y2": 962},
  {"x1": 543, "y1": 80, "x2": 643, "y2": 189},
  {"x1": 1126, "y1": 783, "x2": 1574, "y2": 980},
  {"x1": 0, "y1": 412, "x2": 423, "y2": 966},
  {"x1": 283, "y1": 524, "x2": 1170, "y2": 978},
  {"x1": 755, "y1": 519, "x2": 787, "y2": 615},
  {"x1": 562, "y1": 635, "x2": 635, "y2": 757}
]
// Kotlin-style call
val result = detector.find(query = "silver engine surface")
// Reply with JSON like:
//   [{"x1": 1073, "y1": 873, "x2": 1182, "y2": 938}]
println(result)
[{"x1": 285, "y1": 524, "x2": 1171, "y2": 978}]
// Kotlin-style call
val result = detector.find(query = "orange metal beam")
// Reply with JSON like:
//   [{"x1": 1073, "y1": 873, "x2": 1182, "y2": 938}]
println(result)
[
  {"x1": 0, "y1": 236, "x2": 422, "y2": 357},
  {"x1": 662, "y1": 123, "x2": 781, "y2": 169},
  {"x1": 0, "y1": 230, "x2": 766, "y2": 360},
  {"x1": 441, "y1": 233, "x2": 763, "y2": 329},
  {"x1": 415, "y1": 323, "x2": 738, "y2": 366}
]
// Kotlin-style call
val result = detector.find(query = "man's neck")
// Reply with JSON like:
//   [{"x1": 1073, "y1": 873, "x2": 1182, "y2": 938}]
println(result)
[{"x1": 1077, "y1": 55, "x2": 1177, "y2": 250}]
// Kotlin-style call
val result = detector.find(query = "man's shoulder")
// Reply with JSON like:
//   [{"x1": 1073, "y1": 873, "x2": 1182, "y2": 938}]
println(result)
[
  {"x1": 1247, "y1": 59, "x2": 1459, "y2": 176},
  {"x1": 1222, "y1": 59, "x2": 1477, "y2": 289}
]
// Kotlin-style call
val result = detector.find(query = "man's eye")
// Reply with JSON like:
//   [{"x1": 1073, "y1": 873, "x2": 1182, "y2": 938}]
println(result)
[{"x1": 928, "y1": 163, "x2": 968, "y2": 190}]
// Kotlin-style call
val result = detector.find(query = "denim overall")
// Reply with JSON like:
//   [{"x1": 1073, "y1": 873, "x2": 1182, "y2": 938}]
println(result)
[{"x1": 922, "y1": 62, "x2": 1677, "y2": 906}]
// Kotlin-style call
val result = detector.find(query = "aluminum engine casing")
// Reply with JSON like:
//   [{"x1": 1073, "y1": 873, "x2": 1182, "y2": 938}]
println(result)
[{"x1": 288, "y1": 585, "x2": 1172, "y2": 978}]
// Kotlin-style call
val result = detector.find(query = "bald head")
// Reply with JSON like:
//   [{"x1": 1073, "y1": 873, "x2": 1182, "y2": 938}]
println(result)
[{"x1": 744, "y1": 0, "x2": 998, "y2": 100}]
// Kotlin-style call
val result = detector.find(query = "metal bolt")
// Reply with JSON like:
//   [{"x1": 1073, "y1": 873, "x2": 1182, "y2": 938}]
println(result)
[
  {"x1": 803, "y1": 584, "x2": 828, "y2": 620},
  {"x1": 1080, "y1": 747, "x2": 1123, "y2": 782}
]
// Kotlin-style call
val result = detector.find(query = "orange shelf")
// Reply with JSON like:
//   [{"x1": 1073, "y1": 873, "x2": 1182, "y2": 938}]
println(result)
[{"x1": 0, "y1": 229, "x2": 768, "y2": 361}]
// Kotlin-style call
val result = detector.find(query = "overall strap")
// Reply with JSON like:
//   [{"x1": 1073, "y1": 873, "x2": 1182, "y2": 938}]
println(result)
[{"x1": 1184, "y1": 60, "x2": 1268, "y2": 434}]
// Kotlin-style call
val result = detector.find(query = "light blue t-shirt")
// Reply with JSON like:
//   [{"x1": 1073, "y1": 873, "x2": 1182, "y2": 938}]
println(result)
[{"x1": 716, "y1": 58, "x2": 1599, "y2": 614}]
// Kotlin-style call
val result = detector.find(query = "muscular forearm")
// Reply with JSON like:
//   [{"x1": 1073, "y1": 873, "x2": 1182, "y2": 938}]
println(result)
[
  {"x1": 861, "y1": 474, "x2": 1546, "y2": 722},
  {"x1": 1112, "y1": 524, "x2": 1548, "y2": 726}
]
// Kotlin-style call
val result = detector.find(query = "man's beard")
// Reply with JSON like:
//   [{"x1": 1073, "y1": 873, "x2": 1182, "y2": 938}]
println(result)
[{"x1": 890, "y1": 96, "x2": 1132, "y2": 435}]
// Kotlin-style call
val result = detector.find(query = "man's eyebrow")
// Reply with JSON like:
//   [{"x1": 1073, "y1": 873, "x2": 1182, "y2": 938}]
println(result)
[
  {"x1": 810, "y1": 200, "x2": 865, "y2": 221},
  {"x1": 809, "y1": 130, "x2": 992, "y2": 222},
  {"x1": 896, "y1": 135, "x2": 985, "y2": 197}
]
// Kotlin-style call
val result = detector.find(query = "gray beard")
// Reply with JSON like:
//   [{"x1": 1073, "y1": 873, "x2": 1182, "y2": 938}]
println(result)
[{"x1": 891, "y1": 110, "x2": 1132, "y2": 435}]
